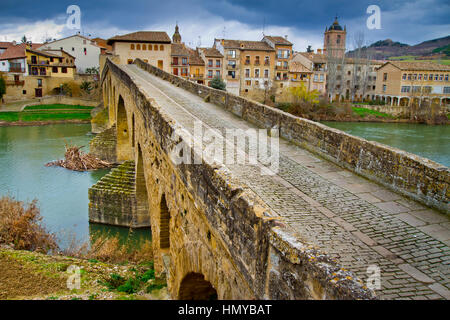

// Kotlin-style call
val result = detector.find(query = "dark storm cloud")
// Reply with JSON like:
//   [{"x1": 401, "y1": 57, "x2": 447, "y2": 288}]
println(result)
[{"x1": 0, "y1": 0, "x2": 449, "y2": 44}]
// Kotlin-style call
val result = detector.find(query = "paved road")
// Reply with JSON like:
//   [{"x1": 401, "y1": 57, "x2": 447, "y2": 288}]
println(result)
[{"x1": 123, "y1": 64, "x2": 450, "y2": 300}]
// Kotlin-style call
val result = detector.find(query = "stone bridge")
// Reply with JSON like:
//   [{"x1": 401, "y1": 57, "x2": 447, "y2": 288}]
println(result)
[{"x1": 88, "y1": 58, "x2": 450, "y2": 300}]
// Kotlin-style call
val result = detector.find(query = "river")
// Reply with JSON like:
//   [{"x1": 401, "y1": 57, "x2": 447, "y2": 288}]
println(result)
[
  {"x1": 0, "y1": 124, "x2": 151, "y2": 249},
  {"x1": 321, "y1": 122, "x2": 450, "y2": 167}
]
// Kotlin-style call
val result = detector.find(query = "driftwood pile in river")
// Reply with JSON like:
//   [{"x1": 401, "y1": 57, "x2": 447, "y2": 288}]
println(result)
[{"x1": 45, "y1": 145, "x2": 112, "y2": 171}]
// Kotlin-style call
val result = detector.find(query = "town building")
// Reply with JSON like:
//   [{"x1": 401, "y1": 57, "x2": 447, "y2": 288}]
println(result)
[
  {"x1": 107, "y1": 31, "x2": 171, "y2": 72},
  {"x1": 262, "y1": 35, "x2": 293, "y2": 92},
  {"x1": 214, "y1": 39, "x2": 275, "y2": 96},
  {"x1": 0, "y1": 43, "x2": 76, "y2": 101},
  {"x1": 375, "y1": 61, "x2": 450, "y2": 106},
  {"x1": 197, "y1": 47, "x2": 223, "y2": 86},
  {"x1": 39, "y1": 34, "x2": 102, "y2": 73},
  {"x1": 294, "y1": 52, "x2": 327, "y2": 94},
  {"x1": 323, "y1": 17, "x2": 346, "y2": 59}
]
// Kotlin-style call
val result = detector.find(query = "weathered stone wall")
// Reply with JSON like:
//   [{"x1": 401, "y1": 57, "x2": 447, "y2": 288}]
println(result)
[
  {"x1": 134, "y1": 58, "x2": 449, "y2": 214},
  {"x1": 89, "y1": 125, "x2": 117, "y2": 163},
  {"x1": 88, "y1": 161, "x2": 151, "y2": 227},
  {"x1": 101, "y1": 58, "x2": 375, "y2": 300}
]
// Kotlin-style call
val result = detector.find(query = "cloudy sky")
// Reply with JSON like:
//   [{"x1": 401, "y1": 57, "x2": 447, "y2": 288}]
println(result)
[{"x1": 1, "y1": 0, "x2": 449, "y2": 51}]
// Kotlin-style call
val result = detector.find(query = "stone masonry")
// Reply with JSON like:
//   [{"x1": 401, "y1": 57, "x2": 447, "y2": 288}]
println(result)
[{"x1": 95, "y1": 57, "x2": 449, "y2": 300}]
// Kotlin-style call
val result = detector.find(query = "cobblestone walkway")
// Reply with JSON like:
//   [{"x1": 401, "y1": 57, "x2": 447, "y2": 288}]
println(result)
[{"x1": 124, "y1": 65, "x2": 450, "y2": 300}]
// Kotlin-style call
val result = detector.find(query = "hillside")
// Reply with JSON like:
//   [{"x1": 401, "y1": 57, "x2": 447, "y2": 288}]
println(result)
[{"x1": 347, "y1": 35, "x2": 450, "y2": 60}]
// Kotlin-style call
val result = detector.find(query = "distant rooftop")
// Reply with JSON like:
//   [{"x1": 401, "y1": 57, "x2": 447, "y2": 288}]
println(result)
[{"x1": 107, "y1": 31, "x2": 171, "y2": 45}]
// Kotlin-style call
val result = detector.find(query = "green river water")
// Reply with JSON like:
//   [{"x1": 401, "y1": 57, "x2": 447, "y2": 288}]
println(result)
[
  {"x1": 322, "y1": 122, "x2": 450, "y2": 167},
  {"x1": 0, "y1": 124, "x2": 151, "y2": 249}
]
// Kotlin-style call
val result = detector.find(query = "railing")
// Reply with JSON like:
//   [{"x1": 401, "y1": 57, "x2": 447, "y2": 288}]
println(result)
[
  {"x1": 226, "y1": 64, "x2": 236, "y2": 70},
  {"x1": 226, "y1": 54, "x2": 236, "y2": 59},
  {"x1": 191, "y1": 74, "x2": 204, "y2": 79},
  {"x1": 264, "y1": 61, "x2": 270, "y2": 66},
  {"x1": 244, "y1": 60, "x2": 250, "y2": 65},
  {"x1": 254, "y1": 61, "x2": 260, "y2": 66},
  {"x1": 8, "y1": 67, "x2": 25, "y2": 73},
  {"x1": 276, "y1": 65, "x2": 288, "y2": 70},
  {"x1": 5, "y1": 80, "x2": 25, "y2": 86},
  {"x1": 27, "y1": 60, "x2": 49, "y2": 66}
]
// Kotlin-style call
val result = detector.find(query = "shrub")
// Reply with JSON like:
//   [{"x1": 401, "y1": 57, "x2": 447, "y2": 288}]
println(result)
[
  {"x1": 209, "y1": 76, "x2": 226, "y2": 91},
  {"x1": 0, "y1": 196, "x2": 57, "y2": 253}
]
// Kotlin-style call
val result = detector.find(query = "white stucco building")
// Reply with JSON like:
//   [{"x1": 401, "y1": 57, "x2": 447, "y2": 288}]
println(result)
[{"x1": 39, "y1": 34, "x2": 102, "y2": 73}]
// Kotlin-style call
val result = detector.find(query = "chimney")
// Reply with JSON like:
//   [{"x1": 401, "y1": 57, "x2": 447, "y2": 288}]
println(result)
[
  {"x1": 12, "y1": 40, "x2": 16, "y2": 46},
  {"x1": 285, "y1": 35, "x2": 288, "y2": 40}
]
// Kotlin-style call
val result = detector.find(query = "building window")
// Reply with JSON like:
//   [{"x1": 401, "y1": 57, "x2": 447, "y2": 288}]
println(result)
[
  {"x1": 127, "y1": 59, "x2": 133, "y2": 64},
  {"x1": 443, "y1": 87, "x2": 450, "y2": 94},
  {"x1": 264, "y1": 56, "x2": 269, "y2": 65},
  {"x1": 23, "y1": 90, "x2": 26, "y2": 94},
  {"x1": 320, "y1": 74, "x2": 324, "y2": 82},
  {"x1": 401, "y1": 86, "x2": 410, "y2": 93},
  {"x1": 182, "y1": 57, "x2": 188, "y2": 65},
  {"x1": 445, "y1": 75, "x2": 449, "y2": 81},
  {"x1": 347, "y1": 71, "x2": 351, "y2": 75},
  {"x1": 72, "y1": 47, "x2": 75, "y2": 51},
  {"x1": 50, "y1": 57, "x2": 54, "y2": 62},
  {"x1": 337, "y1": 35, "x2": 341, "y2": 44},
  {"x1": 383, "y1": 84, "x2": 387, "y2": 92},
  {"x1": 228, "y1": 50, "x2": 236, "y2": 58},
  {"x1": 136, "y1": 44, "x2": 141, "y2": 50},
  {"x1": 52, "y1": 66, "x2": 58, "y2": 73},
  {"x1": 255, "y1": 80, "x2": 259, "y2": 86},
  {"x1": 413, "y1": 74, "x2": 417, "y2": 80},
  {"x1": 429, "y1": 74, "x2": 433, "y2": 80},
  {"x1": 228, "y1": 71, "x2": 235, "y2": 78},
  {"x1": 383, "y1": 73, "x2": 387, "y2": 81},
  {"x1": 37, "y1": 79, "x2": 42, "y2": 87},
  {"x1": 439, "y1": 74, "x2": 443, "y2": 81},
  {"x1": 62, "y1": 67, "x2": 67, "y2": 73},
  {"x1": 216, "y1": 60, "x2": 220, "y2": 67},
  {"x1": 154, "y1": 45, "x2": 158, "y2": 51},
  {"x1": 434, "y1": 74, "x2": 439, "y2": 81},
  {"x1": 208, "y1": 59, "x2": 213, "y2": 67},
  {"x1": 264, "y1": 69, "x2": 269, "y2": 78},
  {"x1": 245, "y1": 69, "x2": 250, "y2": 77},
  {"x1": 245, "y1": 80, "x2": 251, "y2": 86},
  {"x1": 130, "y1": 44, "x2": 135, "y2": 50},
  {"x1": 216, "y1": 70, "x2": 220, "y2": 77},
  {"x1": 208, "y1": 70, "x2": 213, "y2": 78},
  {"x1": 142, "y1": 44, "x2": 146, "y2": 50},
  {"x1": 424, "y1": 74, "x2": 428, "y2": 81},
  {"x1": 255, "y1": 69, "x2": 260, "y2": 78},
  {"x1": 160, "y1": 45, "x2": 164, "y2": 51},
  {"x1": 418, "y1": 74, "x2": 422, "y2": 80},
  {"x1": 148, "y1": 45, "x2": 152, "y2": 51}
]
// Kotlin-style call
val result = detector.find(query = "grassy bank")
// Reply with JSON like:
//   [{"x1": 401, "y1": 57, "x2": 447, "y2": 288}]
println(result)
[
  {"x1": 0, "y1": 196, "x2": 166, "y2": 300},
  {"x1": 0, "y1": 104, "x2": 94, "y2": 123}
]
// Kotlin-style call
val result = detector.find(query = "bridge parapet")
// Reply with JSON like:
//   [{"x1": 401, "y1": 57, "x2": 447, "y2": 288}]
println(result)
[
  {"x1": 101, "y1": 58, "x2": 376, "y2": 299},
  {"x1": 134, "y1": 58, "x2": 449, "y2": 214}
]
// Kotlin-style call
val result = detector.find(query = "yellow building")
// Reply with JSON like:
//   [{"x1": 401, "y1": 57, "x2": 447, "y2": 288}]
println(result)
[
  {"x1": 375, "y1": 61, "x2": 450, "y2": 106},
  {"x1": 262, "y1": 35, "x2": 293, "y2": 92},
  {"x1": 107, "y1": 31, "x2": 171, "y2": 72}
]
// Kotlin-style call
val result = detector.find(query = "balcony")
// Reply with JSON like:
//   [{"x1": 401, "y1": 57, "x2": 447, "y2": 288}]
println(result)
[
  {"x1": 5, "y1": 80, "x2": 25, "y2": 86},
  {"x1": 276, "y1": 65, "x2": 288, "y2": 71},
  {"x1": 264, "y1": 60, "x2": 270, "y2": 66},
  {"x1": 8, "y1": 67, "x2": 25, "y2": 73},
  {"x1": 254, "y1": 61, "x2": 260, "y2": 66},
  {"x1": 191, "y1": 74, "x2": 204, "y2": 79},
  {"x1": 244, "y1": 60, "x2": 250, "y2": 65},
  {"x1": 227, "y1": 64, "x2": 236, "y2": 70},
  {"x1": 226, "y1": 54, "x2": 236, "y2": 59},
  {"x1": 27, "y1": 60, "x2": 49, "y2": 66}
]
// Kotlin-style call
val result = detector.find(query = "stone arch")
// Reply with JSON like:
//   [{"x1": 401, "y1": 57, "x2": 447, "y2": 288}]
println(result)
[
  {"x1": 135, "y1": 143, "x2": 151, "y2": 227},
  {"x1": 178, "y1": 272, "x2": 218, "y2": 300},
  {"x1": 109, "y1": 85, "x2": 116, "y2": 124},
  {"x1": 159, "y1": 194, "x2": 170, "y2": 249},
  {"x1": 116, "y1": 95, "x2": 133, "y2": 161}
]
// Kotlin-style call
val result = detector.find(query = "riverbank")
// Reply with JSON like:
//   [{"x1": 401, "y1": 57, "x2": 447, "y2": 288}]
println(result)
[
  {"x1": 0, "y1": 119, "x2": 91, "y2": 127},
  {"x1": 0, "y1": 104, "x2": 95, "y2": 126},
  {"x1": 0, "y1": 248, "x2": 168, "y2": 300},
  {"x1": 275, "y1": 103, "x2": 449, "y2": 125}
]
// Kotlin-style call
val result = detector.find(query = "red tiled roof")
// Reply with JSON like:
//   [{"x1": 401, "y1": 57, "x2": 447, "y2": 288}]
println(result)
[
  {"x1": 171, "y1": 43, "x2": 191, "y2": 56},
  {"x1": 383, "y1": 60, "x2": 450, "y2": 72},
  {"x1": 107, "y1": 31, "x2": 171, "y2": 44},
  {"x1": 0, "y1": 44, "x2": 26, "y2": 60},
  {"x1": 264, "y1": 36, "x2": 292, "y2": 46},
  {"x1": 198, "y1": 47, "x2": 223, "y2": 58},
  {"x1": 220, "y1": 39, "x2": 275, "y2": 51}
]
